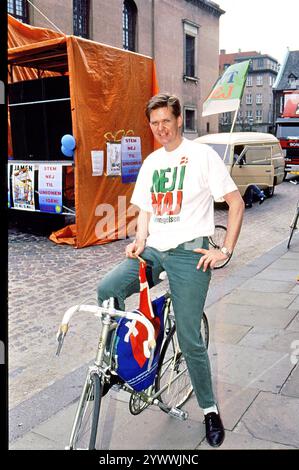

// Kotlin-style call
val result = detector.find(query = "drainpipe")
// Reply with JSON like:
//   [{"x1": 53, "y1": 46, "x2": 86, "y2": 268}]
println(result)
[{"x1": 151, "y1": 0, "x2": 155, "y2": 59}]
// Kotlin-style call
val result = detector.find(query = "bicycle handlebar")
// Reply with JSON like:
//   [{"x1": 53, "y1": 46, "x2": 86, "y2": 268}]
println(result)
[{"x1": 56, "y1": 301, "x2": 156, "y2": 356}]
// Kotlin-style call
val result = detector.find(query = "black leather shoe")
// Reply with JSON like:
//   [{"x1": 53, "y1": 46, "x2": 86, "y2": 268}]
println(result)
[{"x1": 205, "y1": 412, "x2": 225, "y2": 447}]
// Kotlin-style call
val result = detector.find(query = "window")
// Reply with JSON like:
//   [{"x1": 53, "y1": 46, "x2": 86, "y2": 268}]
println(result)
[
  {"x1": 256, "y1": 109, "x2": 263, "y2": 122},
  {"x1": 246, "y1": 110, "x2": 253, "y2": 119},
  {"x1": 73, "y1": 0, "x2": 90, "y2": 38},
  {"x1": 7, "y1": 0, "x2": 28, "y2": 23},
  {"x1": 288, "y1": 74, "x2": 298, "y2": 88},
  {"x1": 185, "y1": 35, "x2": 195, "y2": 77},
  {"x1": 269, "y1": 75, "x2": 275, "y2": 86},
  {"x1": 246, "y1": 94, "x2": 252, "y2": 105},
  {"x1": 256, "y1": 93, "x2": 263, "y2": 104},
  {"x1": 184, "y1": 107, "x2": 197, "y2": 133},
  {"x1": 257, "y1": 58, "x2": 264, "y2": 68},
  {"x1": 243, "y1": 146, "x2": 271, "y2": 165},
  {"x1": 246, "y1": 76, "x2": 253, "y2": 87},
  {"x1": 221, "y1": 112, "x2": 231, "y2": 124},
  {"x1": 256, "y1": 75, "x2": 263, "y2": 86},
  {"x1": 123, "y1": 0, "x2": 137, "y2": 51},
  {"x1": 183, "y1": 21, "x2": 199, "y2": 80}
]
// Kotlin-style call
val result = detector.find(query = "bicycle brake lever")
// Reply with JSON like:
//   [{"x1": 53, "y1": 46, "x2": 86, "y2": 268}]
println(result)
[
  {"x1": 56, "y1": 331, "x2": 65, "y2": 356},
  {"x1": 56, "y1": 322, "x2": 69, "y2": 356}
]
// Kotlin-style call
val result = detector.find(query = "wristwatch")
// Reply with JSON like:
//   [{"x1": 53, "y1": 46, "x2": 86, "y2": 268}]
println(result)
[{"x1": 220, "y1": 246, "x2": 232, "y2": 258}]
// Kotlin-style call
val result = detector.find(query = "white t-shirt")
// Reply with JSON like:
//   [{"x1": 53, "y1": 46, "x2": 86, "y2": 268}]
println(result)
[{"x1": 131, "y1": 138, "x2": 237, "y2": 251}]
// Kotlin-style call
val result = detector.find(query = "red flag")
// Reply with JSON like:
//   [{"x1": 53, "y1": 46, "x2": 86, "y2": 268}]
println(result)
[{"x1": 129, "y1": 260, "x2": 161, "y2": 367}]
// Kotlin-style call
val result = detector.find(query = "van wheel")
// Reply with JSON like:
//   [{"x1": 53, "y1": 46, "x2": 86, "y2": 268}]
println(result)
[{"x1": 264, "y1": 186, "x2": 275, "y2": 198}]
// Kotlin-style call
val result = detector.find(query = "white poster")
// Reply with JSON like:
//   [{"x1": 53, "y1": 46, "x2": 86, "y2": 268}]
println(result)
[
  {"x1": 12, "y1": 164, "x2": 35, "y2": 211},
  {"x1": 38, "y1": 164, "x2": 63, "y2": 213},
  {"x1": 91, "y1": 150, "x2": 104, "y2": 176},
  {"x1": 107, "y1": 142, "x2": 121, "y2": 176}
]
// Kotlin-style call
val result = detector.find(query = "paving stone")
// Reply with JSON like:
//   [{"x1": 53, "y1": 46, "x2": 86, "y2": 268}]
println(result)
[
  {"x1": 289, "y1": 284, "x2": 299, "y2": 295},
  {"x1": 288, "y1": 296, "x2": 299, "y2": 310},
  {"x1": 222, "y1": 289, "x2": 296, "y2": 309},
  {"x1": 23, "y1": 396, "x2": 204, "y2": 450},
  {"x1": 184, "y1": 381, "x2": 259, "y2": 431},
  {"x1": 269, "y1": 258, "x2": 299, "y2": 271},
  {"x1": 254, "y1": 269, "x2": 299, "y2": 282},
  {"x1": 209, "y1": 322, "x2": 251, "y2": 345},
  {"x1": 197, "y1": 429, "x2": 295, "y2": 450},
  {"x1": 238, "y1": 278, "x2": 294, "y2": 293},
  {"x1": 281, "y1": 364, "x2": 299, "y2": 398},
  {"x1": 286, "y1": 313, "x2": 299, "y2": 332},
  {"x1": 206, "y1": 302, "x2": 297, "y2": 329},
  {"x1": 235, "y1": 391, "x2": 299, "y2": 448},
  {"x1": 208, "y1": 342, "x2": 293, "y2": 393},
  {"x1": 238, "y1": 327, "x2": 299, "y2": 354}
]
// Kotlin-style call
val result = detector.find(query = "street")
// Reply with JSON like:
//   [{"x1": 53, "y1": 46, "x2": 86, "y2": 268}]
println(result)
[{"x1": 8, "y1": 178, "x2": 299, "y2": 443}]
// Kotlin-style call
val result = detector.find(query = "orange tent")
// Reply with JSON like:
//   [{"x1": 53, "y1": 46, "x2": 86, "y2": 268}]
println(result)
[{"x1": 8, "y1": 15, "x2": 159, "y2": 248}]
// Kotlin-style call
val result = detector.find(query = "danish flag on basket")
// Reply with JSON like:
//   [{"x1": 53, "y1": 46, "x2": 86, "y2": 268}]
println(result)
[{"x1": 113, "y1": 259, "x2": 165, "y2": 391}]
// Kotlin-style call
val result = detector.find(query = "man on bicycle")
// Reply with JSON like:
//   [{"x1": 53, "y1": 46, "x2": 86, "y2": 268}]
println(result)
[{"x1": 97, "y1": 93, "x2": 245, "y2": 447}]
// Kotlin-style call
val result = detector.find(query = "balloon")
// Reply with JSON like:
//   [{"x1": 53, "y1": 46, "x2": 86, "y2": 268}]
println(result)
[
  {"x1": 61, "y1": 145, "x2": 73, "y2": 157},
  {"x1": 61, "y1": 134, "x2": 76, "y2": 150}
]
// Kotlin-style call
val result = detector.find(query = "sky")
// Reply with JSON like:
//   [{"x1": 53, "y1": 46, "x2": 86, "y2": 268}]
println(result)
[{"x1": 218, "y1": 0, "x2": 298, "y2": 65}]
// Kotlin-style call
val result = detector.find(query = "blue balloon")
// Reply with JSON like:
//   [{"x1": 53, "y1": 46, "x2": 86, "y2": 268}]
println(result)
[
  {"x1": 61, "y1": 145, "x2": 73, "y2": 157},
  {"x1": 61, "y1": 134, "x2": 76, "y2": 150}
]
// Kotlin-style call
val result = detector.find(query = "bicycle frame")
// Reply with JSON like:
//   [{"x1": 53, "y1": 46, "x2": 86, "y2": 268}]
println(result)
[{"x1": 57, "y1": 291, "x2": 209, "y2": 449}]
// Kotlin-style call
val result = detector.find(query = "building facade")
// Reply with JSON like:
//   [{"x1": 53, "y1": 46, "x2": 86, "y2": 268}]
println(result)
[
  {"x1": 8, "y1": 0, "x2": 224, "y2": 137},
  {"x1": 219, "y1": 50, "x2": 279, "y2": 133},
  {"x1": 272, "y1": 50, "x2": 299, "y2": 121}
]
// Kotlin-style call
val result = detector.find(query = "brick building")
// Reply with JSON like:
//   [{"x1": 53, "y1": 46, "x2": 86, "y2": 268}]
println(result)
[
  {"x1": 8, "y1": 0, "x2": 225, "y2": 137},
  {"x1": 219, "y1": 50, "x2": 279, "y2": 133}
]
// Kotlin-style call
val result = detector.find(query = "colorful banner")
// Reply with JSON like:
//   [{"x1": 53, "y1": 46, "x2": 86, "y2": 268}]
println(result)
[
  {"x1": 38, "y1": 164, "x2": 63, "y2": 213},
  {"x1": 202, "y1": 60, "x2": 250, "y2": 116},
  {"x1": 12, "y1": 163, "x2": 35, "y2": 211},
  {"x1": 121, "y1": 136, "x2": 142, "y2": 183}
]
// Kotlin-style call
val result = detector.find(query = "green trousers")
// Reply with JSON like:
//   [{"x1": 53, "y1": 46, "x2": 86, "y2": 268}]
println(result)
[{"x1": 97, "y1": 238, "x2": 215, "y2": 408}]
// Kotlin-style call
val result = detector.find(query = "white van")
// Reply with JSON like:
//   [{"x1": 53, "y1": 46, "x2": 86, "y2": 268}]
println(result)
[{"x1": 194, "y1": 132, "x2": 285, "y2": 197}]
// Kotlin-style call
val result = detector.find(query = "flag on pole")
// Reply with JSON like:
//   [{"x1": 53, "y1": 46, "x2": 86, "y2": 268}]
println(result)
[{"x1": 202, "y1": 60, "x2": 250, "y2": 117}]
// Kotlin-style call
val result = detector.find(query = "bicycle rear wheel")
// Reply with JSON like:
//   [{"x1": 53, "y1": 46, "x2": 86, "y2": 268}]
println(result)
[
  {"x1": 209, "y1": 224, "x2": 231, "y2": 269},
  {"x1": 287, "y1": 210, "x2": 299, "y2": 249},
  {"x1": 155, "y1": 312, "x2": 209, "y2": 410},
  {"x1": 70, "y1": 372, "x2": 102, "y2": 450}
]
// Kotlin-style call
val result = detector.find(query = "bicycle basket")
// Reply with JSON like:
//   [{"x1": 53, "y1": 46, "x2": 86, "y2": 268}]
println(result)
[{"x1": 112, "y1": 295, "x2": 166, "y2": 392}]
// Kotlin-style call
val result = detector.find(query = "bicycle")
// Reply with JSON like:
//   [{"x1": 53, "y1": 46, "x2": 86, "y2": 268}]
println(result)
[
  {"x1": 56, "y1": 286, "x2": 209, "y2": 450},
  {"x1": 287, "y1": 199, "x2": 299, "y2": 249},
  {"x1": 208, "y1": 224, "x2": 232, "y2": 269}
]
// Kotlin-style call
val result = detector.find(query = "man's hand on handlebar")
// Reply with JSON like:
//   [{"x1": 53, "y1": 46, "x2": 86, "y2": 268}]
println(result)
[{"x1": 125, "y1": 239, "x2": 146, "y2": 258}]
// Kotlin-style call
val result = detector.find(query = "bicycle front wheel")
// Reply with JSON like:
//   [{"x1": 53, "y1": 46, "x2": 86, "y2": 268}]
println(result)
[
  {"x1": 70, "y1": 372, "x2": 102, "y2": 450},
  {"x1": 209, "y1": 224, "x2": 231, "y2": 269},
  {"x1": 155, "y1": 313, "x2": 209, "y2": 410}
]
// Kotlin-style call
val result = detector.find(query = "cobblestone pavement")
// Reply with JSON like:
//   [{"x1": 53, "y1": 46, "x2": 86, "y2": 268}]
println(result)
[{"x1": 8, "y1": 179, "x2": 299, "y2": 409}]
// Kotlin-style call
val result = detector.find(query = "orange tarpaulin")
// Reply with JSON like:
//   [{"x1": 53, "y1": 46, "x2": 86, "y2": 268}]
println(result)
[{"x1": 8, "y1": 15, "x2": 159, "y2": 248}]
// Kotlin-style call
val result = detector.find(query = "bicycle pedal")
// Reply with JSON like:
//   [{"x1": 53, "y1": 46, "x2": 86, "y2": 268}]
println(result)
[{"x1": 168, "y1": 407, "x2": 188, "y2": 421}]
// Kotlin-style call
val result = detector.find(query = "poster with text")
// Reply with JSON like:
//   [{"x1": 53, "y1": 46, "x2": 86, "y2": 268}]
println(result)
[
  {"x1": 38, "y1": 164, "x2": 63, "y2": 213},
  {"x1": 121, "y1": 136, "x2": 142, "y2": 183},
  {"x1": 8, "y1": 164, "x2": 11, "y2": 208},
  {"x1": 107, "y1": 143, "x2": 121, "y2": 176},
  {"x1": 91, "y1": 150, "x2": 104, "y2": 176},
  {"x1": 12, "y1": 164, "x2": 35, "y2": 211}
]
